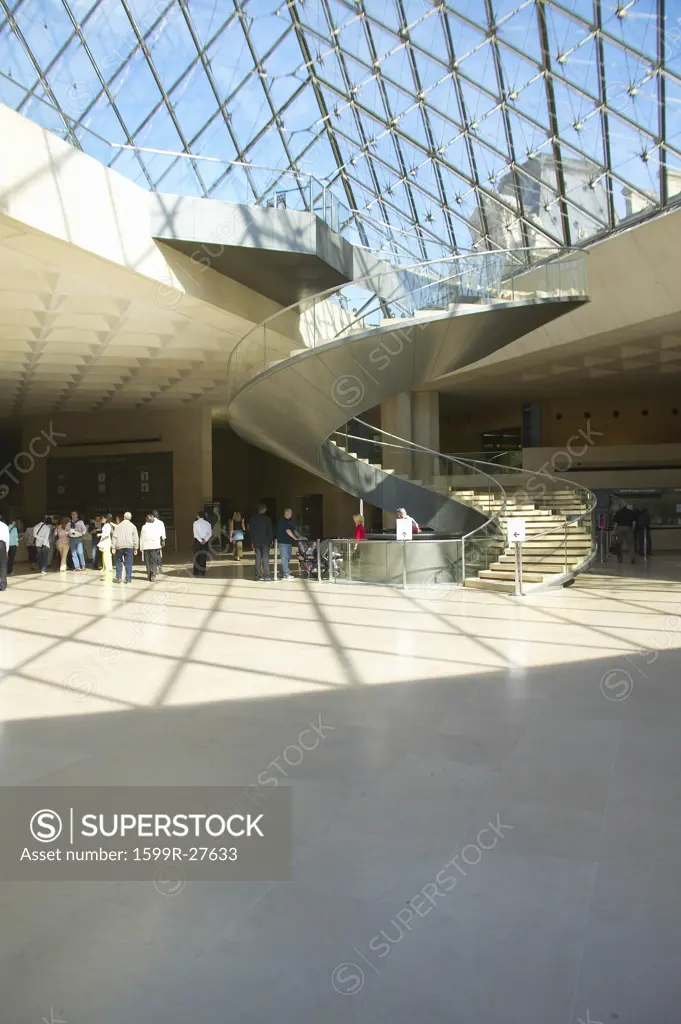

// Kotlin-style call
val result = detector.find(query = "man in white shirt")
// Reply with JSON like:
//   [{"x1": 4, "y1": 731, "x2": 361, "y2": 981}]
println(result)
[
  {"x1": 152, "y1": 510, "x2": 166, "y2": 572},
  {"x1": 192, "y1": 512, "x2": 212, "y2": 577},
  {"x1": 33, "y1": 516, "x2": 53, "y2": 575},
  {"x1": 0, "y1": 513, "x2": 9, "y2": 591},
  {"x1": 396, "y1": 507, "x2": 421, "y2": 534},
  {"x1": 139, "y1": 513, "x2": 165, "y2": 582}
]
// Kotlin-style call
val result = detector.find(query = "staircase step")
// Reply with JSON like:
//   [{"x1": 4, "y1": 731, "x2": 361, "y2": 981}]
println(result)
[
  {"x1": 492, "y1": 559, "x2": 566, "y2": 571},
  {"x1": 479, "y1": 569, "x2": 545, "y2": 583},
  {"x1": 518, "y1": 527, "x2": 589, "y2": 535},
  {"x1": 464, "y1": 578, "x2": 519, "y2": 593},
  {"x1": 510, "y1": 544, "x2": 591, "y2": 553}
]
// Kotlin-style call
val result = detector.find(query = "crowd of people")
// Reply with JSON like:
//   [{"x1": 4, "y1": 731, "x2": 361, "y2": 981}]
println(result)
[
  {"x1": 0, "y1": 503, "x2": 419, "y2": 592},
  {"x1": 0, "y1": 509, "x2": 169, "y2": 589}
]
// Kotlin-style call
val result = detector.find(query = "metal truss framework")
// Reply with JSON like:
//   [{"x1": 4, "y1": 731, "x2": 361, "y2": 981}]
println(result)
[{"x1": 2, "y1": 0, "x2": 681, "y2": 257}]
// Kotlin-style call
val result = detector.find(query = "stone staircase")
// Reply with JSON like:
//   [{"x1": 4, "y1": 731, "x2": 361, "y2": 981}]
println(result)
[
  {"x1": 327, "y1": 440, "x2": 594, "y2": 593},
  {"x1": 453, "y1": 488, "x2": 594, "y2": 593}
]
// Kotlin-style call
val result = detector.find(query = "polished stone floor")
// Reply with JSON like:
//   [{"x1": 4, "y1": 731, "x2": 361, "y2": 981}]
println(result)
[{"x1": 1, "y1": 553, "x2": 681, "y2": 1023}]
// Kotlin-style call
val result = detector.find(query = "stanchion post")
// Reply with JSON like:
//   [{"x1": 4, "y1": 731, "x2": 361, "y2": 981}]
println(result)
[
  {"x1": 317, "y1": 539, "x2": 322, "y2": 582},
  {"x1": 402, "y1": 540, "x2": 408, "y2": 590},
  {"x1": 564, "y1": 521, "x2": 568, "y2": 574},
  {"x1": 514, "y1": 540, "x2": 524, "y2": 597},
  {"x1": 274, "y1": 539, "x2": 278, "y2": 581}
]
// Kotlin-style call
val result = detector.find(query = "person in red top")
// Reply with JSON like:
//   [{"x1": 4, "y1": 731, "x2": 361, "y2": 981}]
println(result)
[{"x1": 353, "y1": 514, "x2": 367, "y2": 541}]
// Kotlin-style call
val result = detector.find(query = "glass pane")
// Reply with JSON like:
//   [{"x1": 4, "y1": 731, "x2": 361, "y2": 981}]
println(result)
[{"x1": 3, "y1": 0, "x2": 677, "y2": 251}]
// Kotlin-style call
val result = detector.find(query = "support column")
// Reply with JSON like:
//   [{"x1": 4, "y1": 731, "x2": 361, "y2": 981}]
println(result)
[
  {"x1": 412, "y1": 390, "x2": 439, "y2": 486},
  {"x1": 379, "y1": 391, "x2": 440, "y2": 528},
  {"x1": 380, "y1": 393, "x2": 412, "y2": 530}
]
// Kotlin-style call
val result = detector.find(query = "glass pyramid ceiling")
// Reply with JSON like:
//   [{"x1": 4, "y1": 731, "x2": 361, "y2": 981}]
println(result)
[{"x1": 2, "y1": 0, "x2": 681, "y2": 259}]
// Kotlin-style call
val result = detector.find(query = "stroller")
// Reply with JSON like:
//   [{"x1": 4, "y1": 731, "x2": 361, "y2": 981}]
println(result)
[{"x1": 297, "y1": 539, "x2": 342, "y2": 579}]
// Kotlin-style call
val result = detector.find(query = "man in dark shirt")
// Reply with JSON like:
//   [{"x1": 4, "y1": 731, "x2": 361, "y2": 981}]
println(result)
[
  {"x1": 612, "y1": 501, "x2": 637, "y2": 564},
  {"x1": 249, "y1": 504, "x2": 273, "y2": 581},
  {"x1": 277, "y1": 508, "x2": 299, "y2": 580}
]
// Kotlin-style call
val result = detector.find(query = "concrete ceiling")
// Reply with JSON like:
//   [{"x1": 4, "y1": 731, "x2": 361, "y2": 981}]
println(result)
[
  {"x1": 0, "y1": 215, "x2": 254, "y2": 416},
  {"x1": 432, "y1": 312, "x2": 681, "y2": 401},
  {"x1": 159, "y1": 239, "x2": 349, "y2": 308},
  {"x1": 431, "y1": 204, "x2": 681, "y2": 402}
]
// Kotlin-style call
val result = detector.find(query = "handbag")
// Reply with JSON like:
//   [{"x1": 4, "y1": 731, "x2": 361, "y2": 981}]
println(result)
[{"x1": 610, "y1": 535, "x2": 622, "y2": 556}]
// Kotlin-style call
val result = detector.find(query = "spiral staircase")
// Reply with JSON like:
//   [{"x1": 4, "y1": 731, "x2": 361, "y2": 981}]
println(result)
[{"x1": 226, "y1": 249, "x2": 596, "y2": 592}]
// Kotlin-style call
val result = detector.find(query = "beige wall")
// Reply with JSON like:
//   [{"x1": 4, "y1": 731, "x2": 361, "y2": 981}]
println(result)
[
  {"x1": 212, "y1": 426, "x2": 360, "y2": 538},
  {"x1": 439, "y1": 389, "x2": 681, "y2": 452},
  {"x1": 20, "y1": 407, "x2": 212, "y2": 541},
  {"x1": 440, "y1": 399, "x2": 521, "y2": 452},
  {"x1": 523, "y1": 442, "x2": 681, "y2": 491},
  {"x1": 541, "y1": 392, "x2": 681, "y2": 447},
  {"x1": 0, "y1": 104, "x2": 279, "y2": 328}
]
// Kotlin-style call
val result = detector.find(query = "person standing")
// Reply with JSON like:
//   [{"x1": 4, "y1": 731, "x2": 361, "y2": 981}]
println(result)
[
  {"x1": 192, "y1": 511, "x2": 212, "y2": 577},
  {"x1": 396, "y1": 507, "x2": 421, "y2": 534},
  {"x1": 47, "y1": 516, "x2": 59, "y2": 570},
  {"x1": 229, "y1": 512, "x2": 246, "y2": 561},
  {"x1": 140, "y1": 513, "x2": 164, "y2": 581},
  {"x1": 33, "y1": 516, "x2": 52, "y2": 575},
  {"x1": 152, "y1": 510, "x2": 166, "y2": 572},
  {"x1": 277, "y1": 507, "x2": 299, "y2": 580},
  {"x1": 635, "y1": 506, "x2": 652, "y2": 558},
  {"x1": 0, "y1": 513, "x2": 8, "y2": 592},
  {"x1": 353, "y1": 513, "x2": 367, "y2": 541},
  {"x1": 68, "y1": 510, "x2": 87, "y2": 571},
  {"x1": 54, "y1": 517, "x2": 70, "y2": 572},
  {"x1": 98, "y1": 514, "x2": 114, "y2": 577},
  {"x1": 612, "y1": 500, "x2": 637, "y2": 564},
  {"x1": 112, "y1": 511, "x2": 139, "y2": 584},
  {"x1": 7, "y1": 519, "x2": 20, "y2": 576},
  {"x1": 249, "y1": 503, "x2": 273, "y2": 581},
  {"x1": 25, "y1": 524, "x2": 37, "y2": 571},
  {"x1": 89, "y1": 516, "x2": 102, "y2": 570}
]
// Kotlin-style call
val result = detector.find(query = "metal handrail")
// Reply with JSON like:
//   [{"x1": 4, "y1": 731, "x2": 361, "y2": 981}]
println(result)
[
  {"x1": 341, "y1": 420, "x2": 598, "y2": 584},
  {"x1": 482, "y1": 465, "x2": 597, "y2": 544},
  {"x1": 227, "y1": 246, "x2": 588, "y2": 398},
  {"x1": 338, "y1": 421, "x2": 508, "y2": 545}
]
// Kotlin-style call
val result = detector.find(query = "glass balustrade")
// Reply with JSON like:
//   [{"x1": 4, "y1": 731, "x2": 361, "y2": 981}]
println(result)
[{"x1": 227, "y1": 248, "x2": 588, "y2": 400}]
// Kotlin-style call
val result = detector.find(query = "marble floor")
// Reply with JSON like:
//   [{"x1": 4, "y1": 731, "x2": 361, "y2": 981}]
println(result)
[{"x1": 1, "y1": 553, "x2": 681, "y2": 1023}]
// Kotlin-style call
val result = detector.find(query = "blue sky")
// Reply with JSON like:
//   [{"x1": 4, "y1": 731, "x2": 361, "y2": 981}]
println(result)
[{"x1": 1, "y1": 0, "x2": 680, "y2": 254}]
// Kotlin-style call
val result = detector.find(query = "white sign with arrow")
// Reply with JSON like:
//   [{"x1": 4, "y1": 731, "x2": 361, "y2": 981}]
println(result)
[{"x1": 506, "y1": 518, "x2": 526, "y2": 544}]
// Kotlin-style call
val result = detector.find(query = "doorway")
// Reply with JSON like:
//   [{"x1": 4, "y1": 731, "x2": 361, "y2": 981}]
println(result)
[{"x1": 296, "y1": 494, "x2": 323, "y2": 540}]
